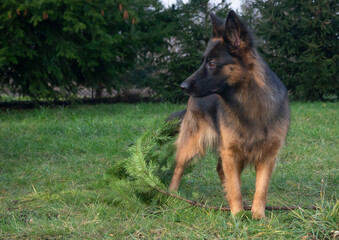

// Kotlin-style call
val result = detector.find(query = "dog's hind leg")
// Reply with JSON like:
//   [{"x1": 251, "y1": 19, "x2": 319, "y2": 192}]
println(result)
[
  {"x1": 169, "y1": 114, "x2": 208, "y2": 191},
  {"x1": 169, "y1": 134, "x2": 202, "y2": 191},
  {"x1": 216, "y1": 157, "x2": 225, "y2": 184},
  {"x1": 217, "y1": 156, "x2": 245, "y2": 185}
]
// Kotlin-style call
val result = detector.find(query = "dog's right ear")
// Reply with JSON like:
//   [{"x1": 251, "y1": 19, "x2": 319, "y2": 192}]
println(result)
[
  {"x1": 223, "y1": 10, "x2": 252, "y2": 54},
  {"x1": 210, "y1": 12, "x2": 224, "y2": 37}
]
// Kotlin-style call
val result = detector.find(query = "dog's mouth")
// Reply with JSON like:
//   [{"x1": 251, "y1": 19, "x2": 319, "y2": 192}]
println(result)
[
  {"x1": 209, "y1": 88, "x2": 220, "y2": 94},
  {"x1": 182, "y1": 89, "x2": 192, "y2": 95},
  {"x1": 187, "y1": 89, "x2": 220, "y2": 98},
  {"x1": 188, "y1": 89, "x2": 220, "y2": 97},
  {"x1": 181, "y1": 85, "x2": 221, "y2": 97}
]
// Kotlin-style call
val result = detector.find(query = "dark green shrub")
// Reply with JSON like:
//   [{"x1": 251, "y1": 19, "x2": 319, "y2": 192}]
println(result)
[{"x1": 0, "y1": 0, "x2": 143, "y2": 98}]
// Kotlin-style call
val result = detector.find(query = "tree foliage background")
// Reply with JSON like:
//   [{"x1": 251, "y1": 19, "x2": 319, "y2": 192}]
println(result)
[
  {"x1": 0, "y1": 0, "x2": 170, "y2": 98},
  {"x1": 0, "y1": 0, "x2": 338, "y2": 101},
  {"x1": 251, "y1": 0, "x2": 338, "y2": 100}
]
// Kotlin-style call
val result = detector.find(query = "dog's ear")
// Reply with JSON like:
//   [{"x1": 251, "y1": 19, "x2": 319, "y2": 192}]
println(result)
[
  {"x1": 210, "y1": 12, "x2": 224, "y2": 37},
  {"x1": 224, "y1": 10, "x2": 251, "y2": 53}
]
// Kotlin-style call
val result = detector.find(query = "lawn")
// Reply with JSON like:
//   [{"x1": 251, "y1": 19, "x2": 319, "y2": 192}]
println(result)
[{"x1": 0, "y1": 102, "x2": 338, "y2": 239}]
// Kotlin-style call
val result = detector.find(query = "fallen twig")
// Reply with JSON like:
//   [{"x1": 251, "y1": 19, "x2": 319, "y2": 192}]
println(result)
[{"x1": 155, "y1": 187, "x2": 318, "y2": 211}]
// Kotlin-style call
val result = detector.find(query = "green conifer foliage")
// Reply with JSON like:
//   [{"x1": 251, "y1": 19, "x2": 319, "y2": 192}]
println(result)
[
  {"x1": 106, "y1": 121, "x2": 179, "y2": 206},
  {"x1": 0, "y1": 0, "x2": 156, "y2": 98},
  {"x1": 254, "y1": 0, "x2": 338, "y2": 100}
]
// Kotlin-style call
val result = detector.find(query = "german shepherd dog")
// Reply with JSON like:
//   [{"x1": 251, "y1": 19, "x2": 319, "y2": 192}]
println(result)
[{"x1": 169, "y1": 10, "x2": 290, "y2": 219}]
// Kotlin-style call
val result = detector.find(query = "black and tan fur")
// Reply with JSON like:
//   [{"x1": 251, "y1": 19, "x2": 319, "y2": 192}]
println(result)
[{"x1": 169, "y1": 11, "x2": 290, "y2": 219}]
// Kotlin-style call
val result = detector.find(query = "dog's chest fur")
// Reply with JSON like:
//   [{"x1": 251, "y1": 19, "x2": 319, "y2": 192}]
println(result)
[{"x1": 189, "y1": 92, "x2": 287, "y2": 163}]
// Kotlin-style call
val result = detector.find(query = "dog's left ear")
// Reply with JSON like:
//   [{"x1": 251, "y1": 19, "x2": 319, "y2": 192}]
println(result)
[
  {"x1": 210, "y1": 12, "x2": 224, "y2": 37},
  {"x1": 224, "y1": 10, "x2": 252, "y2": 53}
]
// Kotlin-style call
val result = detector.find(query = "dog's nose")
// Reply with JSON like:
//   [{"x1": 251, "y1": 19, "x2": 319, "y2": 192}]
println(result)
[{"x1": 180, "y1": 81, "x2": 190, "y2": 91}]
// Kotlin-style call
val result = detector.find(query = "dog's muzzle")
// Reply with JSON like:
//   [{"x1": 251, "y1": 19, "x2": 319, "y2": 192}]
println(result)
[{"x1": 180, "y1": 80, "x2": 195, "y2": 94}]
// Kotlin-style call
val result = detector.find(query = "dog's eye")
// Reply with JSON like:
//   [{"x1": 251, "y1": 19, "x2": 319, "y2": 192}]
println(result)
[{"x1": 208, "y1": 61, "x2": 216, "y2": 68}]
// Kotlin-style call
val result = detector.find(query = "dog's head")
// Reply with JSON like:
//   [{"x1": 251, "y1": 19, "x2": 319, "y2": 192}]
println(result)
[{"x1": 181, "y1": 10, "x2": 253, "y2": 97}]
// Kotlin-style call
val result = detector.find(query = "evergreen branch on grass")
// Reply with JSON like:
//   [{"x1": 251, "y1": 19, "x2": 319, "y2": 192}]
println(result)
[{"x1": 108, "y1": 121, "x2": 178, "y2": 206}]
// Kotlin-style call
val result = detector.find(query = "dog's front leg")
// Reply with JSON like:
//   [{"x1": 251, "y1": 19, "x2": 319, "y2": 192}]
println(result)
[
  {"x1": 220, "y1": 148, "x2": 244, "y2": 215},
  {"x1": 251, "y1": 157, "x2": 276, "y2": 219}
]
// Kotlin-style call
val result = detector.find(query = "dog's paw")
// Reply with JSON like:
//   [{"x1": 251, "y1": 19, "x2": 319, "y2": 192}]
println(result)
[{"x1": 251, "y1": 207, "x2": 265, "y2": 220}]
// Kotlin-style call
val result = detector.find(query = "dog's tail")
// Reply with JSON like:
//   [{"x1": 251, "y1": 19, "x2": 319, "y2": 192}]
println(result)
[
  {"x1": 166, "y1": 109, "x2": 186, "y2": 122},
  {"x1": 165, "y1": 109, "x2": 186, "y2": 135}
]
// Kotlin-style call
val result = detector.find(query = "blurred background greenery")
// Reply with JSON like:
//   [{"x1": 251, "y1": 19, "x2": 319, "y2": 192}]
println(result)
[{"x1": 0, "y1": 0, "x2": 338, "y2": 101}]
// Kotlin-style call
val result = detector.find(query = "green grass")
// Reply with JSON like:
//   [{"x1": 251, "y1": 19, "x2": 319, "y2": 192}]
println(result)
[{"x1": 0, "y1": 102, "x2": 338, "y2": 239}]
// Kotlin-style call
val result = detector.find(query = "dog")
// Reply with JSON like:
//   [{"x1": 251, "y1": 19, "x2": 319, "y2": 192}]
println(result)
[{"x1": 168, "y1": 10, "x2": 290, "y2": 219}]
